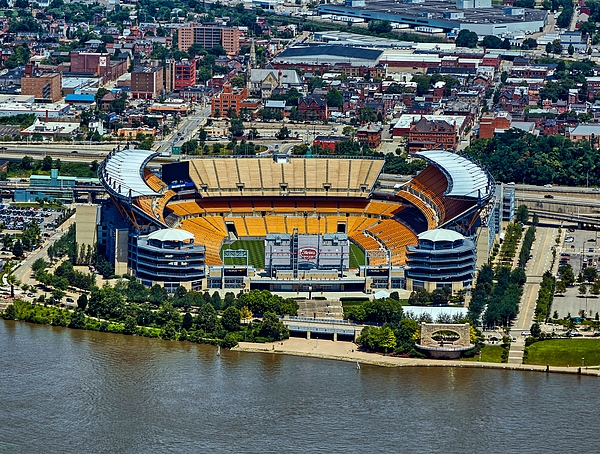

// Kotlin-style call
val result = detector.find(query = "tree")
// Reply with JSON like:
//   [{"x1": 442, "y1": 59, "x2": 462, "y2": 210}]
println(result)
[
  {"x1": 455, "y1": 29, "x2": 478, "y2": 48},
  {"x1": 69, "y1": 309, "x2": 87, "y2": 329},
  {"x1": 367, "y1": 20, "x2": 392, "y2": 34},
  {"x1": 123, "y1": 315, "x2": 138, "y2": 335},
  {"x1": 196, "y1": 302, "x2": 219, "y2": 333},
  {"x1": 592, "y1": 279, "x2": 600, "y2": 297},
  {"x1": 545, "y1": 42, "x2": 553, "y2": 54},
  {"x1": 568, "y1": 43, "x2": 575, "y2": 56},
  {"x1": 181, "y1": 140, "x2": 199, "y2": 154},
  {"x1": 326, "y1": 88, "x2": 343, "y2": 109},
  {"x1": 240, "y1": 305, "x2": 253, "y2": 321},
  {"x1": 552, "y1": 39, "x2": 563, "y2": 55},
  {"x1": 276, "y1": 126, "x2": 290, "y2": 140},
  {"x1": 482, "y1": 35, "x2": 504, "y2": 49},
  {"x1": 260, "y1": 311, "x2": 288, "y2": 340},
  {"x1": 559, "y1": 264, "x2": 576, "y2": 287},
  {"x1": 579, "y1": 283, "x2": 588, "y2": 297},
  {"x1": 555, "y1": 279, "x2": 567, "y2": 295},
  {"x1": 12, "y1": 240, "x2": 23, "y2": 258},
  {"x1": 221, "y1": 306, "x2": 241, "y2": 332},
  {"x1": 530, "y1": 322, "x2": 542, "y2": 338},
  {"x1": 77, "y1": 293, "x2": 88, "y2": 310},
  {"x1": 515, "y1": 204, "x2": 529, "y2": 224},
  {"x1": 522, "y1": 38, "x2": 538, "y2": 50},
  {"x1": 230, "y1": 117, "x2": 244, "y2": 137}
]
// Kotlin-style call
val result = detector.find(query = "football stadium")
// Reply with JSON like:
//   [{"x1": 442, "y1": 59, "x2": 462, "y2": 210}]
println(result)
[{"x1": 97, "y1": 147, "x2": 495, "y2": 294}]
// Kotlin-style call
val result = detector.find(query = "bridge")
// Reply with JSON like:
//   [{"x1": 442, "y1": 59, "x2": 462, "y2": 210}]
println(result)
[{"x1": 283, "y1": 316, "x2": 363, "y2": 341}]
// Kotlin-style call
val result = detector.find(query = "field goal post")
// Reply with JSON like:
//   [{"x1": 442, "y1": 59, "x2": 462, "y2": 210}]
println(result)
[{"x1": 222, "y1": 249, "x2": 248, "y2": 267}]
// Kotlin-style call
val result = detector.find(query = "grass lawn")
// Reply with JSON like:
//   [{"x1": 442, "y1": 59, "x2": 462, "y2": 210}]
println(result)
[
  {"x1": 524, "y1": 339, "x2": 600, "y2": 367},
  {"x1": 349, "y1": 243, "x2": 365, "y2": 269},
  {"x1": 462, "y1": 345, "x2": 506, "y2": 363},
  {"x1": 221, "y1": 240, "x2": 265, "y2": 269}
]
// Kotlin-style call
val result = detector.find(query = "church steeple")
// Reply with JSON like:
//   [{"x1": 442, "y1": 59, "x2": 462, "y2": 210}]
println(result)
[{"x1": 248, "y1": 38, "x2": 257, "y2": 70}]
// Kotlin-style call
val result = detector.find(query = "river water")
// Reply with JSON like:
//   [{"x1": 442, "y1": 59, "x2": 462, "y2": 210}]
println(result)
[{"x1": 1, "y1": 320, "x2": 599, "y2": 453}]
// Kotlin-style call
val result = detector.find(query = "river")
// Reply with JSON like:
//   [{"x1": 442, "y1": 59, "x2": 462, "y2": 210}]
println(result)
[{"x1": 1, "y1": 320, "x2": 598, "y2": 453}]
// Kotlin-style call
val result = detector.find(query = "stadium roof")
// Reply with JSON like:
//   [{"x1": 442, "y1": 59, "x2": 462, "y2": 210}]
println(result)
[
  {"x1": 418, "y1": 228, "x2": 464, "y2": 242},
  {"x1": 99, "y1": 148, "x2": 160, "y2": 199},
  {"x1": 277, "y1": 45, "x2": 382, "y2": 60},
  {"x1": 414, "y1": 150, "x2": 491, "y2": 199},
  {"x1": 147, "y1": 228, "x2": 194, "y2": 242}
]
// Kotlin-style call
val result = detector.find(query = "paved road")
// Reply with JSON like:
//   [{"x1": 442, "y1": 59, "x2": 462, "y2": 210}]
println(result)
[
  {"x1": 513, "y1": 226, "x2": 559, "y2": 333},
  {"x1": 156, "y1": 106, "x2": 211, "y2": 154}
]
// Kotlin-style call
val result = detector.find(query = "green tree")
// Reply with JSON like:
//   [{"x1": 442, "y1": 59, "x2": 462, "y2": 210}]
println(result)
[
  {"x1": 230, "y1": 117, "x2": 244, "y2": 137},
  {"x1": 455, "y1": 29, "x2": 478, "y2": 48},
  {"x1": 568, "y1": 43, "x2": 575, "y2": 56},
  {"x1": 221, "y1": 306, "x2": 241, "y2": 332},
  {"x1": 555, "y1": 279, "x2": 567, "y2": 294},
  {"x1": 123, "y1": 315, "x2": 138, "y2": 335},
  {"x1": 579, "y1": 283, "x2": 588, "y2": 297},
  {"x1": 196, "y1": 302, "x2": 219, "y2": 333},
  {"x1": 260, "y1": 311, "x2": 289, "y2": 340},
  {"x1": 515, "y1": 204, "x2": 529, "y2": 224},
  {"x1": 77, "y1": 293, "x2": 88, "y2": 310},
  {"x1": 12, "y1": 240, "x2": 23, "y2": 258},
  {"x1": 367, "y1": 20, "x2": 392, "y2": 34},
  {"x1": 69, "y1": 309, "x2": 86, "y2": 329},
  {"x1": 552, "y1": 39, "x2": 563, "y2": 55},
  {"x1": 181, "y1": 139, "x2": 199, "y2": 154},
  {"x1": 326, "y1": 88, "x2": 343, "y2": 108}
]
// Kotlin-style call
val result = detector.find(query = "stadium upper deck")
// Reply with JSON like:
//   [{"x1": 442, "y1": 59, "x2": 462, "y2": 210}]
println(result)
[{"x1": 184, "y1": 156, "x2": 385, "y2": 198}]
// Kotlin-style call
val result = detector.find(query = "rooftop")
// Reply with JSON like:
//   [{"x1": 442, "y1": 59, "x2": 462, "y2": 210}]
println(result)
[
  {"x1": 99, "y1": 147, "x2": 160, "y2": 199},
  {"x1": 418, "y1": 228, "x2": 464, "y2": 242},
  {"x1": 414, "y1": 149, "x2": 492, "y2": 199},
  {"x1": 147, "y1": 228, "x2": 194, "y2": 243}
]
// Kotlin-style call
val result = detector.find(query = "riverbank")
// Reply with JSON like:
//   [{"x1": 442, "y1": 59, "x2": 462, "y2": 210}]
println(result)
[{"x1": 235, "y1": 338, "x2": 600, "y2": 377}]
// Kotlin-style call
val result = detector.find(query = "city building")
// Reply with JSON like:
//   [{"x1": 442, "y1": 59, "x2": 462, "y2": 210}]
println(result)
[
  {"x1": 317, "y1": 0, "x2": 548, "y2": 35},
  {"x1": 173, "y1": 59, "x2": 197, "y2": 91},
  {"x1": 357, "y1": 123, "x2": 383, "y2": 149},
  {"x1": 70, "y1": 50, "x2": 111, "y2": 75},
  {"x1": 408, "y1": 117, "x2": 457, "y2": 153},
  {"x1": 210, "y1": 84, "x2": 259, "y2": 117},
  {"x1": 405, "y1": 229, "x2": 476, "y2": 293},
  {"x1": 131, "y1": 65, "x2": 164, "y2": 99},
  {"x1": 178, "y1": 24, "x2": 241, "y2": 54},
  {"x1": 248, "y1": 68, "x2": 303, "y2": 98},
  {"x1": 20, "y1": 65, "x2": 62, "y2": 102},
  {"x1": 129, "y1": 228, "x2": 206, "y2": 292}
]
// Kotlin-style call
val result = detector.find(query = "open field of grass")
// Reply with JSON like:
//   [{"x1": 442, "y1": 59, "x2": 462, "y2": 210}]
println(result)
[
  {"x1": 524, "y1": 339, "x2": 600, "y2": 367},
  {"x1": 462, "y1": 345, "x2": 506, "y2": 363},
  {"x1": 221, "y1": 240, "x2": 265, "y2": 269},
  {"x1": 349, "y1": 243, "x2": 365, "y2": 269}
]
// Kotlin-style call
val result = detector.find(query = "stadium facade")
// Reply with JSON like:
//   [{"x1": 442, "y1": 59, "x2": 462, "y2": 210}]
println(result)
[{"x1": 96, "y1": 146, "x2": 497, "y2": 294}]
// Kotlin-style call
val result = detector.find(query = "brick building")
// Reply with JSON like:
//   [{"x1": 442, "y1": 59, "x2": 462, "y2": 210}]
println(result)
[
  {"x1": 313, "y1": 135, "x2": 351, "y2": 153},
  {"x1": 408, "y1": 117, "x2": 457, "y2": 153},
  {"x1": 298, "y1": 95, "x2": 328, "y2": 121},
  {"x1": 174, "y1": 59, "x2": 197, "y2": 91},
  {"x1": 131, "y1": 65, "x2": 164, "y2": 99},
  {"x1": 357, "y1": 124, "x2": 383, "y2": 149},
  {"x1": 21, "y1": 64, "x2": 62, "y2": 102},
  {"x1": 210, "y1": 84, "x2": 259, "y2": 117},
  {"x1": 178, "y1": 24, "x2": 240, "y2": 54},
  {"x1": 70, "y1": 51, "x2": 111, "y2": 75},
  {"x1": 479, "y1": 113, "x2": 512, "y2": 139}
]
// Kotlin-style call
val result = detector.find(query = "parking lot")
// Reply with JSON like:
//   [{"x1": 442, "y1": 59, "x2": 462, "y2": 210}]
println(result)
[
  {"x1": 0, "y1": 205, "x2": 63, "y2": 233},
  {"x1": 554, "y1": 226, "x2": 600, "y2": 319}
]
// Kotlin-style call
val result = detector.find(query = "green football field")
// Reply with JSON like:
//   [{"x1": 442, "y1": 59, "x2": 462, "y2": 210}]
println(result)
[
  {"x1": 221, "y1": 240, "x2": 366, "y2": 269},
  {"x1": 221, "y1": 240, "x2": 265, "y2": 268}
]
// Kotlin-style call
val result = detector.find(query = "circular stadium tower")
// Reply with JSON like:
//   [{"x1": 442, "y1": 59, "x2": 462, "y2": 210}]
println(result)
[{"x1": 404, "y1": 229, "x2": 476, "y2": 293}]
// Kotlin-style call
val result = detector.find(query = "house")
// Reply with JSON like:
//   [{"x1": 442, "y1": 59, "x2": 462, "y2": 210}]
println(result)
[
  {"x1": 567, "y1": 124, "x2": 600, "y2": 146},
  {"x1": 298, "y1": 95, "x2": 328, "y2": 121}
]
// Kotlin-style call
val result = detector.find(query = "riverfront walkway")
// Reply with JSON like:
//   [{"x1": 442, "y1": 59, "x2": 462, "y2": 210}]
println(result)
[{"x1": 236, "y1": 338, "x2": 600, "y2": 377}]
